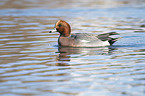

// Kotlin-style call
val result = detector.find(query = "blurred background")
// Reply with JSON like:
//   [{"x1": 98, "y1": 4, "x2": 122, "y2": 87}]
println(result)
[{"x1": 0, "y1": 0, "x2": 145, "y2": 96}]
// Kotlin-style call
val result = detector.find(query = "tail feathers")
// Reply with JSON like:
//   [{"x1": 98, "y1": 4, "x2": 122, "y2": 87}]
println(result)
[
  {"x1": 108, "y1": 37, "x2": 121, "y2": 45},
  {"x1": 97, "y1": 32, "x2": 121, "y2": 45},
  {"x1": 99, "y1": 32, "x2": 119, "y2": 36}
]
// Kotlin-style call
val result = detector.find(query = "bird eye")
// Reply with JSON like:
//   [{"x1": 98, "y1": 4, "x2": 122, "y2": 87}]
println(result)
[{"x1": 58, "y1": 24, "x2": 62, "y2": 27}]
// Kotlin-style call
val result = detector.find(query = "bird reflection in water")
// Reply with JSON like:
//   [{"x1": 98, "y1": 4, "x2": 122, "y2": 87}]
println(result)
[{"x1": 56, "y1": 46, "x2": 117, "y2": 66}]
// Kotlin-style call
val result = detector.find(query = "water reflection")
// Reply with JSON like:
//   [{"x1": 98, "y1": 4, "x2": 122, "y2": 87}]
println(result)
[{"x1": 56, "y1": 46, "x2": 116, "y2": 66}]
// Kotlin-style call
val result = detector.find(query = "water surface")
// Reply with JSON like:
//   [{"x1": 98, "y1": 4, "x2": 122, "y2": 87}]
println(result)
[{"x1": 0, "y1": 0, "x2": 145, "y2": 96}]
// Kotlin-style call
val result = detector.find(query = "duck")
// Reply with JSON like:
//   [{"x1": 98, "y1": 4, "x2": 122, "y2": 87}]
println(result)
[{"x1": 49, "y1": 20, "x2": 120, "y2": 47}]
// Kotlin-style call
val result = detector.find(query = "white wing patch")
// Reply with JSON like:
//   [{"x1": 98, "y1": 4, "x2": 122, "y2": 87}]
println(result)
[{"x1": 80, "y1": 40, "x2": 90, "y2": 43}]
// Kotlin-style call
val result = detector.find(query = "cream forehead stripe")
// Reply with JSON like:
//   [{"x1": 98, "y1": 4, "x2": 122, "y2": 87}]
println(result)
[{"x1": 55, "y1": 20, "x2": 60, "y2": 26}]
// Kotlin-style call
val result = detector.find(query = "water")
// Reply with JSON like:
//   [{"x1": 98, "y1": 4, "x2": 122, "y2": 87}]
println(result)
[{"x1": 0, "y1": 0, "x2": 145, "y2": 96}]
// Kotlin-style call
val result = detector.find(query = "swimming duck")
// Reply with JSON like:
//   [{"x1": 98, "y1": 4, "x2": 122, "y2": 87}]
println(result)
[{"x1": 49, "y1": 20, "x2": 120, "y2": 47}]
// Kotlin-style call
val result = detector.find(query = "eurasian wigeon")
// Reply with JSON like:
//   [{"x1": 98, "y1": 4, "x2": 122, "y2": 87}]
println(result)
[{"x1": 49, "y1": 20, "x2": 120, "y2": 47}]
